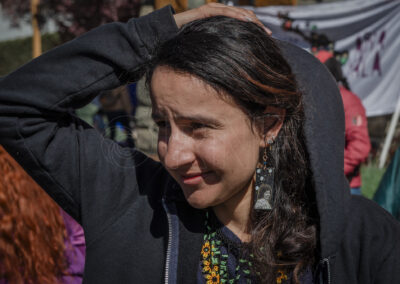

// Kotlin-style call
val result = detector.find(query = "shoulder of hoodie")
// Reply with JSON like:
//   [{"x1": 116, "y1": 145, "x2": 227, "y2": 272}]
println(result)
[{"x1": 340, "y1": 195, "x2": 400, "y2": 262}]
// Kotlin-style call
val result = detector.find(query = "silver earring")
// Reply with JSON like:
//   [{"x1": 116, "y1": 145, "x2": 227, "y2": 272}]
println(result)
[{"x1": 254, "y1": 137, "x2": 274, "y2": 210}]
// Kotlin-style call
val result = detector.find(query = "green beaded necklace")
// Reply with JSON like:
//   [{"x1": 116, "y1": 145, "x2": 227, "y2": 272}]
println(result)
[
  {"x1": 200, "y1": 211, "x2": 253, "y2": 283},
  {"x1": 200, "y1": 211, "x2": 289, "y2": 284}
]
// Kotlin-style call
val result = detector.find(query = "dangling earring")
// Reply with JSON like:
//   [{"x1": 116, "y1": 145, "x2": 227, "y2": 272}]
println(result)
[{"x1": 254, "y1": 136, "x2": 275, "y2": 211}]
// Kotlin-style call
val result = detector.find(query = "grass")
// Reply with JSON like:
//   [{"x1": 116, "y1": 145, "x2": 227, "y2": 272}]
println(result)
[{"x1": 361, "y1": 163, "x2": 386, "y2": 199}]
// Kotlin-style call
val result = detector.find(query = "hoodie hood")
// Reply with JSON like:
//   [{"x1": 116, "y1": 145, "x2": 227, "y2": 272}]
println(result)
[{"x1": 276, "y1": 40, "x2": 351, "y2": 259}]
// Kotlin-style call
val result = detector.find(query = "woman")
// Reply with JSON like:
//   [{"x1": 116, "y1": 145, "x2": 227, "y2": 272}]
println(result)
[
  {"x1": 0, "y1": 146, "x2": 85, "y2": 283},
  {"x1": 0, "y1": 4, "x2": 399, "y2": 283}
]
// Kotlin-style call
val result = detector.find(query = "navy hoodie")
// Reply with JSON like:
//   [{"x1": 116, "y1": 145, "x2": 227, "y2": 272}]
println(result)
[{"x1": 0, "y1": 6, "x2": 399, "y2": 284}]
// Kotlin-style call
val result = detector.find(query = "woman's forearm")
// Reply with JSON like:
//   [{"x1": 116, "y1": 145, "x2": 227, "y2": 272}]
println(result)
[{"x1": 0, "y1": 6, "x2": 178, "y2": 223}]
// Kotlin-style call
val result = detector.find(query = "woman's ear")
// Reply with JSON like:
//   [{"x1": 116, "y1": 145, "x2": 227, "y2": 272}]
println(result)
[{"x1": 259, "y1": 106, "x2": 286, "y2": 147}]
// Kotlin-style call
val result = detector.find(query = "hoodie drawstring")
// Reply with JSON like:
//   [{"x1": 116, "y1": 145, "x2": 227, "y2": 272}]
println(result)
[{"x1": 319, "y1": 258, "x2": 331, "y2": 284}]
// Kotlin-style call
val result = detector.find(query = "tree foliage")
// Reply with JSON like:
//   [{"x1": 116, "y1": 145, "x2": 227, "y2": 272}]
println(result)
[
  {"x1": 0, "y1": 0, "x2": 141, "y2": 42},
  {"x1": 0, "y1": 33, "x2": 60, "y2": 76}
]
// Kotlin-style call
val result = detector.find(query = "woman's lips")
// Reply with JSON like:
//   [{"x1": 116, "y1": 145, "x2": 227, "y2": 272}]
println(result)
[{"x1": 180, "y1": 171, "x2": 212, "y2": 185}]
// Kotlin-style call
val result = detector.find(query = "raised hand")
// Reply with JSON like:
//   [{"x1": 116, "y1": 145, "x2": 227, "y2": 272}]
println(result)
[{"x1": 173, "y1": 3, "x2": 271, "y2": 35}]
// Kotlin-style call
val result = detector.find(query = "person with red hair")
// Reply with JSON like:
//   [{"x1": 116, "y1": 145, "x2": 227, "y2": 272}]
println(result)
[{"x1": 0, "y1": 146, "x2": 85, "y2": 284}]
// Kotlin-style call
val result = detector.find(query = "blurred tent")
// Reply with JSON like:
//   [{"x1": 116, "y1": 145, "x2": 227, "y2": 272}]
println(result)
[
  {"x1": 154, "y1": 0, "x2": 296, "y2": 14},
  {"x1": 155, "y1": 0, "x2": 216, "y2": 13},
  {"x1": 251, "y1": 0, "x2": 400, "y2": 166},
  {"x1": 373, "y1": 147, "x2": 400, "y2": 221},
  {"x1": 251, "y1": 0, "x2": 400, "y2": 118}
]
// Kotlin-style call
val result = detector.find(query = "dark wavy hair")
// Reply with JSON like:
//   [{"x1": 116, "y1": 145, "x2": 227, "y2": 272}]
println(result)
[
  {"x1": 147, "y1": 17, "x2": 318, "y2": 283},
  {"x1": 324, "y1": 56, "x2": 352, "y2": 91},
  {"x1": 0, "y1": 146, "x2": 67, "y2": 283}
]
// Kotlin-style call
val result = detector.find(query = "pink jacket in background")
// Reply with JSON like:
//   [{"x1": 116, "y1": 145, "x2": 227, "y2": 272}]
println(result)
[{"x1": 341, "y1": 86, "x2": 371, "y2": 188}]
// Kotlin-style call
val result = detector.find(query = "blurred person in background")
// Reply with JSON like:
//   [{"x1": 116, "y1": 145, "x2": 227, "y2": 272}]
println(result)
[
  {"x1": 130, "y1": 6, "x2": 158, "y2": 159},
  {"x1": 134, "y1": 77, "x2": 158, "y2": 159},
  {"x1": 0, "y1": 146, "x2": 85, "y2": 284},
  {"x1": 99, "y1": 85, "x2": 135, "y2": 147},
  {"x1": 128, "y1": 82, "x2": 138, "y2": 117},
  {"x1": 316, "y1": 50, "x2": 371, "y2": 195}
]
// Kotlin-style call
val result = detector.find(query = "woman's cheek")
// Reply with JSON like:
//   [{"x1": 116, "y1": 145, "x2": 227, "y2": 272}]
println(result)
[
  {"x1": 197, "y1": 139, "x2": 227, "y2": 169},
  {"x1": 157, "y1": 140, "x2": 167, "y2": 162}
]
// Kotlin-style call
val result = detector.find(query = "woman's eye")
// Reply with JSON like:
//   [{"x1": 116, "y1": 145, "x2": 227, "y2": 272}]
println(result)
[
  {"x1": 191, "y1": 122, "x2": 207, "y2": 130},
  {"x1": 155, "y1": 120, "x2": 169, "y2": 128}
]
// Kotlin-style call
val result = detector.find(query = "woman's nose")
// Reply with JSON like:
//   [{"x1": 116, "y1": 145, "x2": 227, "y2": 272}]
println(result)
[{"x1": 163, "y1": 131, "x2": 195, "y2": 170}]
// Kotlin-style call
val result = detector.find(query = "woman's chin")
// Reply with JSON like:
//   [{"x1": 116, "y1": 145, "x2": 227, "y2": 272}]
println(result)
[
  {"x1": 184, "y1": 191, "x2": 217, "y2": 209},
  {"x1": 185, "y1": 196, "x2": 211, "y2": 209}
]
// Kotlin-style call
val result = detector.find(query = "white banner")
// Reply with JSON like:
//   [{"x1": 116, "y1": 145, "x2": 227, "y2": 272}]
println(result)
[{"x1": 251, "y1": 0, "x2": 400, "y2": 117}]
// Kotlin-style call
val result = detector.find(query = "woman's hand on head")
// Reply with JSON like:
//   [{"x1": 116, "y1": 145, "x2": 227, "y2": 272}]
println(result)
[{"x1": 173, "y1": 3, "x2": 271, "y2": 35}]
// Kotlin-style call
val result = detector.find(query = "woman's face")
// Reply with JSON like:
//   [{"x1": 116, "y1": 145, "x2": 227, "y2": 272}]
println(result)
[{"x1": 151, "y1": 66, "x2": 262, "y2": 209}]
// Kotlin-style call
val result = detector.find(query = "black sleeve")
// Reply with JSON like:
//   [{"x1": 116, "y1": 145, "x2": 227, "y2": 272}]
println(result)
[{"x1": 0, "y1": 6, "x2": 178, "y2": 242}]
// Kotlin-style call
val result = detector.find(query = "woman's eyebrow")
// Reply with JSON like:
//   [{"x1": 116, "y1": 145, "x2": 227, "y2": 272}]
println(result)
[
  {"x1": 151, "y1": 112, "x2": 221, "y2": 125},
  {"x1": 174, "y1": 114, "x2": 221, "y2": 126}
]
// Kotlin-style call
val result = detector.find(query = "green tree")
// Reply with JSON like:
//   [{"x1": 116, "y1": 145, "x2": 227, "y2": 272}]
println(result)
[{"x1": 0, "y1": 0, "x2": 141, "y2": 42}]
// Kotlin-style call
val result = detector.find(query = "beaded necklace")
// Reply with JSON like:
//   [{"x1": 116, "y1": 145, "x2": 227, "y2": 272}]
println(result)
[
  {"x1": 201, "y1": 210, "x2": 251, "y2": 283},
  {"x1": 200, "y1": 211, "x2": 289, "y2": 284}
]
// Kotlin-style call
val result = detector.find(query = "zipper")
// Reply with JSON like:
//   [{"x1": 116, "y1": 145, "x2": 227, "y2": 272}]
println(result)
[
  {"x1": 320, "y1": 258, "x2": 331, "y2": 284},
  {"x1": 163, "y1": 198, "x2": 173, "y2": 284}
]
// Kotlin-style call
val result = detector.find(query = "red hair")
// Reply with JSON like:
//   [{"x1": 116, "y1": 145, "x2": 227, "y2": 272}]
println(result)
[{"x1": 0, "y1": 146, "x2": 67, "y2": 283}]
